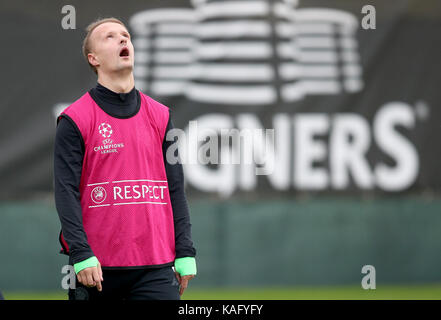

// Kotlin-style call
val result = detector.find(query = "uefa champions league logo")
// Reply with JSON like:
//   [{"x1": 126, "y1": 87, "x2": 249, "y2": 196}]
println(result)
[
  {"x1": 130, "y1": 0, "x2": 363, "y2": 106},
  {"x1": 98, "y1": 122, "x2": 113, "y2": 138},
  {"x1": 93, "y1": 122, "x2": 125, "y2": 154}
]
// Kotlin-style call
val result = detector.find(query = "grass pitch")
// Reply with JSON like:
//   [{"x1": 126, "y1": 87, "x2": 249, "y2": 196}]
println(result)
[{"x1": 3, "y1": 284, "x2": 441, "y2": 300}]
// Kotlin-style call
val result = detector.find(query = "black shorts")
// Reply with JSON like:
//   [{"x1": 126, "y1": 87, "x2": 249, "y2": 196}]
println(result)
[{"x1": 68, "y1": 266, "x2": 180, "y2": 300}]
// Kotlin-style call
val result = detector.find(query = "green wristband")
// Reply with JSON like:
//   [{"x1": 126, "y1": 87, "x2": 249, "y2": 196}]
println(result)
[
  {"x1": 74, "y1": 256, "x2": 99, "y2": 274},
  {"x1": 174, "y1": 257, "x2": 197, "y2": 276}
]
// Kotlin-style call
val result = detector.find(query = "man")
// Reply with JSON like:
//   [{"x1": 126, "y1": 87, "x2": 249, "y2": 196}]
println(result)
[{"x1": 54, "y1": 18, "x2": 196, "y2": 300}]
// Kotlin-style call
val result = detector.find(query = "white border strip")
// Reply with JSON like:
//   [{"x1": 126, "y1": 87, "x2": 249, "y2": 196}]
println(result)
[
  {"x1": 112, "y1": 179, "x2": 168, "y2": 183},
  {"x1": 113, "y1": 201, "x2": 168, "y2": 206},
  {"x1": 87, "y1": 182, "x2": 109, "y2": 187},
  {"x1": 89, "y1": 204, "x2": 111, "y2": 208}
]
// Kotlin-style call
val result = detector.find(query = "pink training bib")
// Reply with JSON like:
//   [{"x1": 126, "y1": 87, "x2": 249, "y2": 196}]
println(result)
[{"x1": 59, "y1": 92, "x2": 175, "y2": 267}]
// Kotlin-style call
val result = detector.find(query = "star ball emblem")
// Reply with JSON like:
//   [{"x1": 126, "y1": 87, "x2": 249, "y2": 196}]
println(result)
[{"x1": 98, "y1": 122, "x2": 113, "y2": 138}]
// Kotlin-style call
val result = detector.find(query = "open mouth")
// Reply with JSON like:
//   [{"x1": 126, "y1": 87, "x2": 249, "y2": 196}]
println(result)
[{"x1": 119, "y1": 47, "x2": 130, "y2": 57}]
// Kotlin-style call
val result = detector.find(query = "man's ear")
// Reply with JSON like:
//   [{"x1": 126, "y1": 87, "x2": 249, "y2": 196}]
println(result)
[{"x1": 88, "y1": 53, "x2": 100, "y2": 68}]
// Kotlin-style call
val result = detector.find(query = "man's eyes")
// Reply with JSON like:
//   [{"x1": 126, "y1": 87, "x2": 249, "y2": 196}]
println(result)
[{"x1": 105, "y1": 33, "x2": 130, "y2": 39}]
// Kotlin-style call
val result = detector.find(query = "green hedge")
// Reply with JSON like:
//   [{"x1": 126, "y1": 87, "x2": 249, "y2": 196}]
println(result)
[{"x1": 0, "y1": 196, "x2": 440, "y2": 291}]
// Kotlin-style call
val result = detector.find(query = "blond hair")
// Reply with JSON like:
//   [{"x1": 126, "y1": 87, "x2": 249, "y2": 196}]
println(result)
[{"x1": 82, "y1": 17, "x2": 127, "y2": 74}]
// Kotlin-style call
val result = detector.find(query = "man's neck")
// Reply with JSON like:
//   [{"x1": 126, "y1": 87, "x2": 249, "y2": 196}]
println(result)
[{"x1": 97, "y1": 71, "x2": 135, "y2": 94}]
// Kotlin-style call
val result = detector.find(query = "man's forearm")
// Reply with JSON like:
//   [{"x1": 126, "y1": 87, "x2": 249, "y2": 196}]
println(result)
[
  {"x1": 54, "y1": 116, "x2": 95, "y2": 264},
  {"x1": 162, "y1": 114, "x2": 197, "y2": 259}
]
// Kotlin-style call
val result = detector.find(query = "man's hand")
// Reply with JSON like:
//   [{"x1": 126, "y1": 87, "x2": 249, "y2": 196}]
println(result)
[
  {"x1": 174, "y1": 272, "x2": 195, "y2": 296},
  {"x1": 77, "y1": 262, "x2": 103, "y2": 291}
]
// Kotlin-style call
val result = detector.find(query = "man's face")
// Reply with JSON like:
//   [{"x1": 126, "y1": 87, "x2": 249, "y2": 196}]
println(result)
[{"x1": 88, "y1": 22, "x2": 135, "y2": 75}]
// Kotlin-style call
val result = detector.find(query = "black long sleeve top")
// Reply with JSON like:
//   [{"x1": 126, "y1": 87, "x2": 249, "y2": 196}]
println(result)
[{"x1": 54, "y1": 83, "x2": 196, "y2": 266}]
